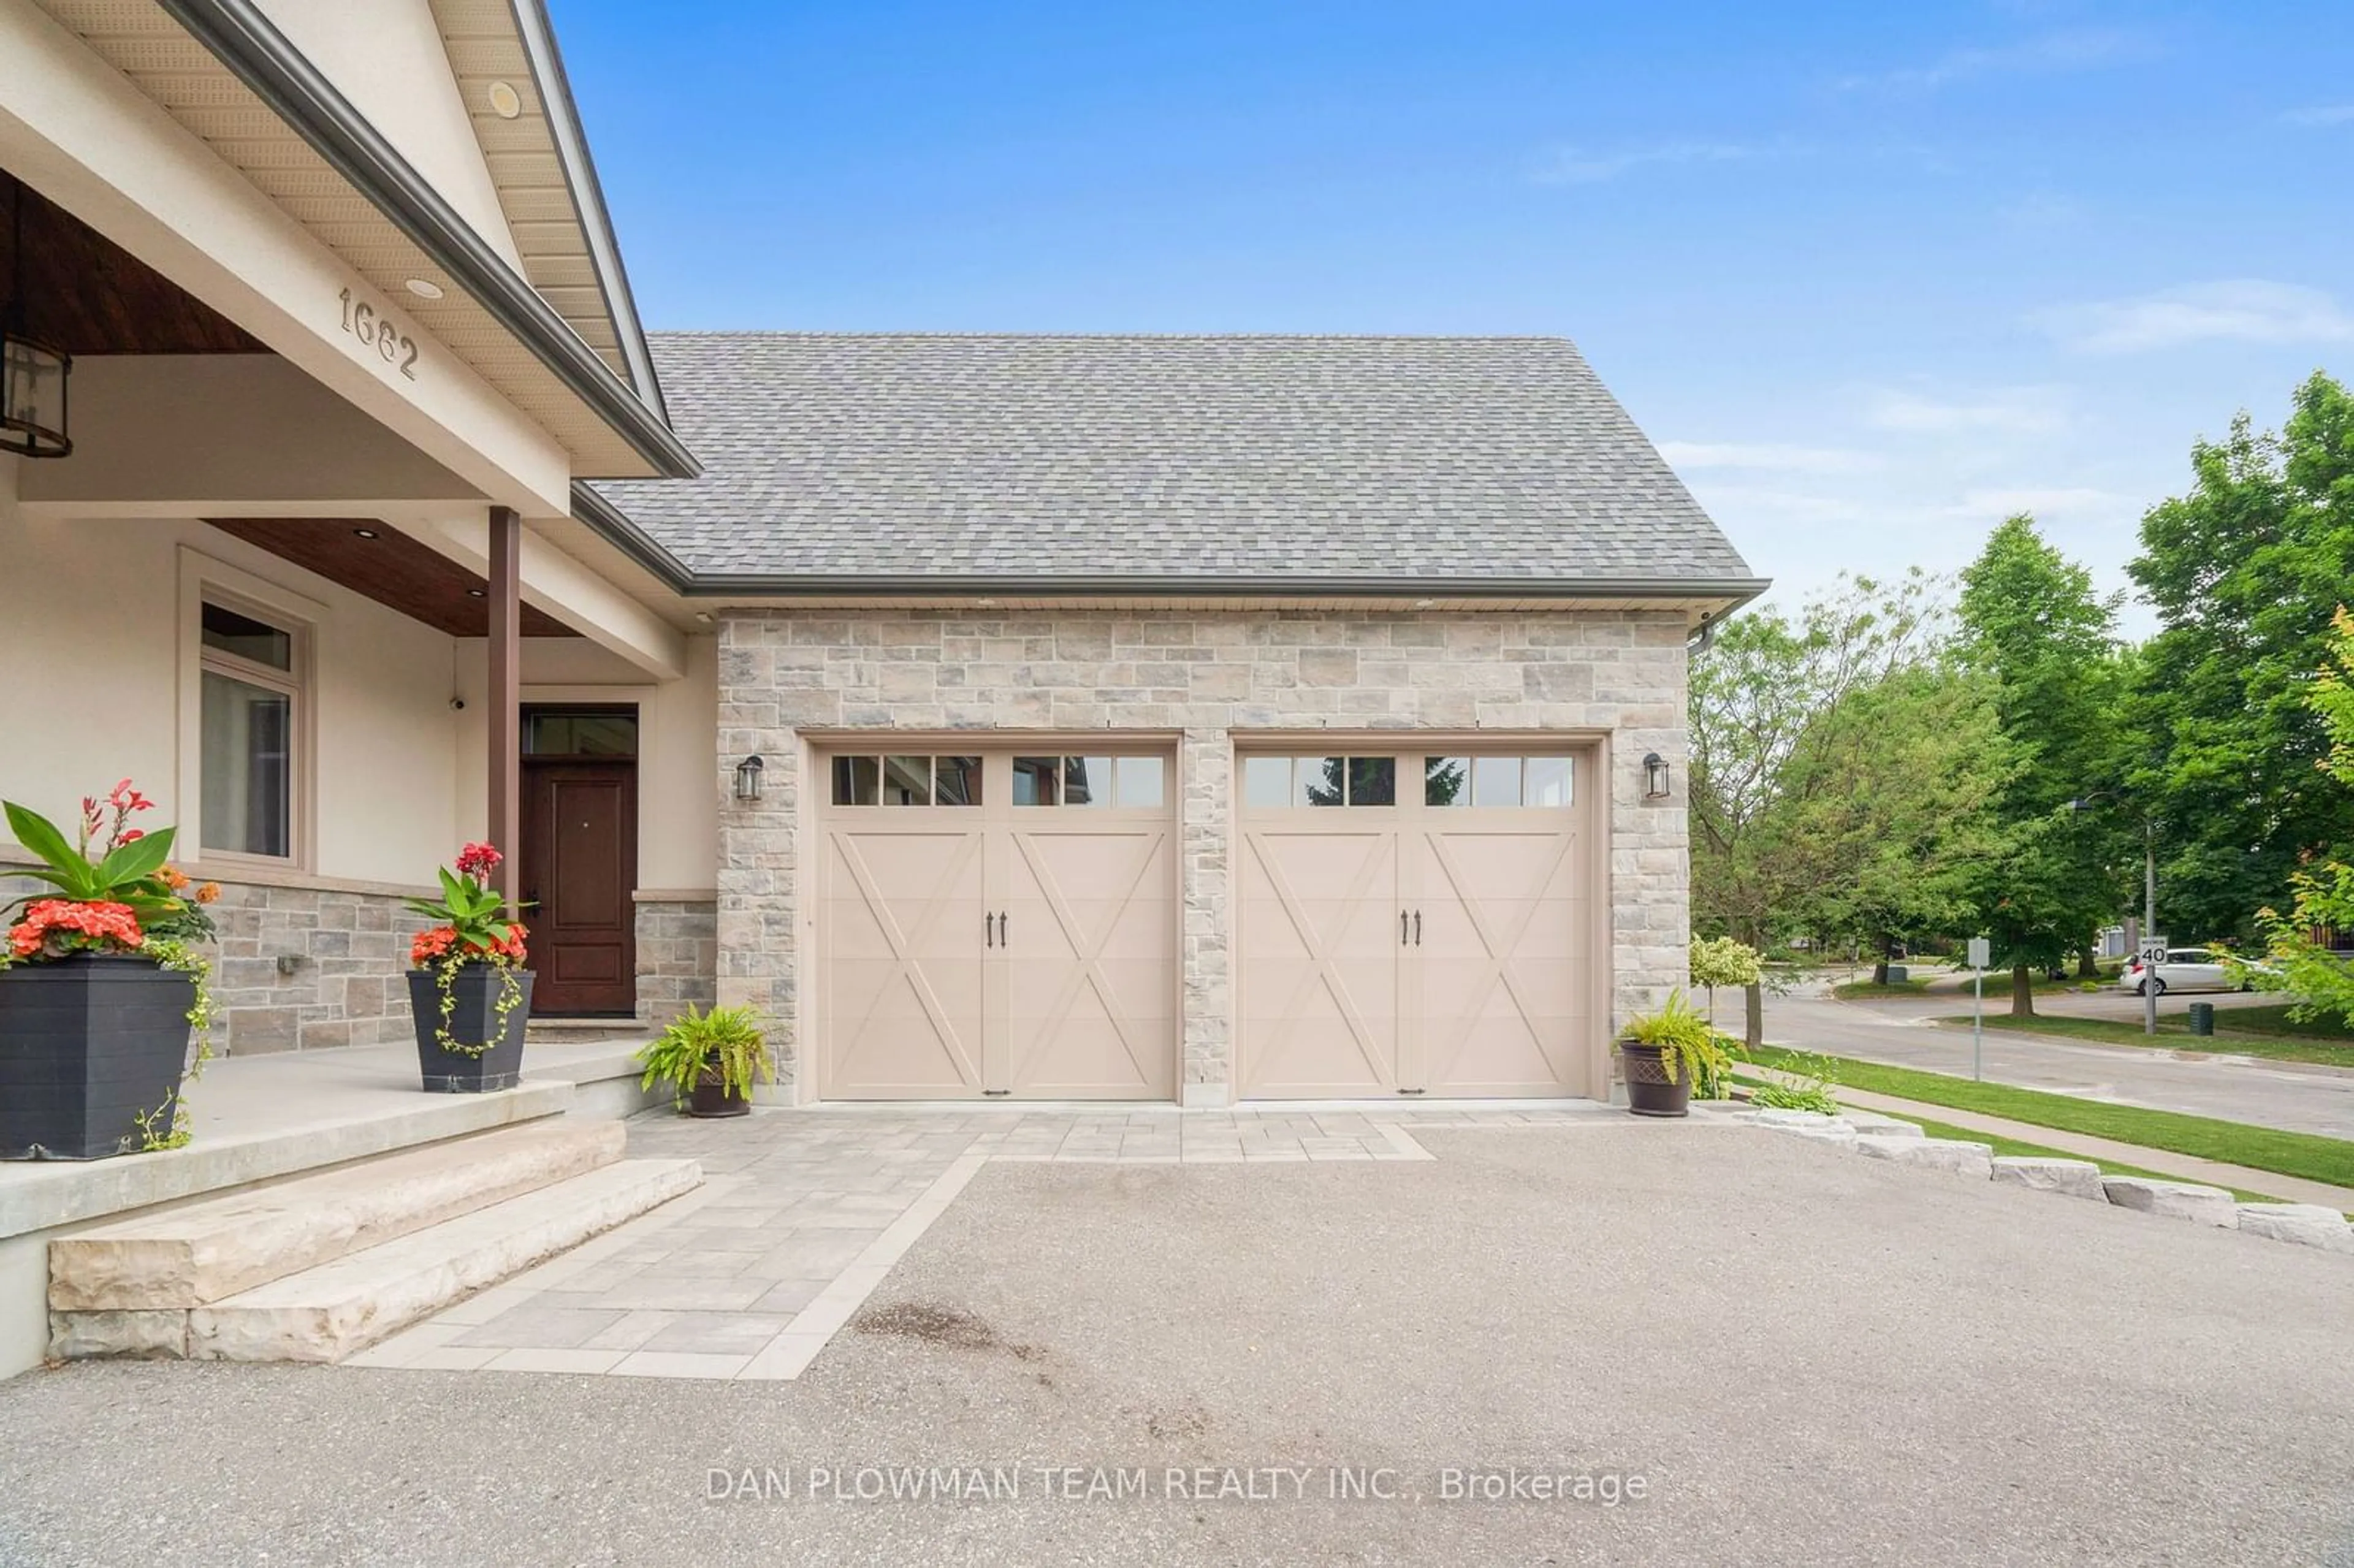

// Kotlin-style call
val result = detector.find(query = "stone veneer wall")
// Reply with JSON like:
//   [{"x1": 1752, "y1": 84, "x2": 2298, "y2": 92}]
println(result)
[
  {"x1": 715, "y1": 609, "x2": 1693, "y2": 1101},
  {"x1": 634, "y1": 897, "x2": 718, "y2": 1025},
  {"x1": 0, "y1": 867, "x2": 430, "y2": 1056}
]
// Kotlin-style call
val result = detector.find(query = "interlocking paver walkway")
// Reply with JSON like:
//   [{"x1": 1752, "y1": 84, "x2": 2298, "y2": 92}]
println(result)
[{"x1": 348, "y1": 1102, "x2": 1661, "y2": 1381}]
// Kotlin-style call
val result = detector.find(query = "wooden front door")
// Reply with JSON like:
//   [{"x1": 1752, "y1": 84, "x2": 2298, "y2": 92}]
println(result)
[{"x1": 519, "y1": 761, "x2": 638, "y2": 1016}]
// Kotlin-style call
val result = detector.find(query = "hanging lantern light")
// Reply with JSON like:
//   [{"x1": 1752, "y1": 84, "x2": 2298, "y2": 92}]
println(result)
[{"x1": 1, "y1": 177, "x2": 70, "y2": 460}]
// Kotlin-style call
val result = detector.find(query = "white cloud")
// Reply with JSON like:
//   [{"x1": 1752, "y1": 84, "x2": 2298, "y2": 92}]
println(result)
[
  {"x1": 1996, "y1": 191, "x2": 2087, "y2": 230},
  {"x1": 1863, "y1": 386, "x2": 2073, "y2": 436},
  {"x1": 1655, "y1": 441, "x2": 1882, "y2": 475},
  {"x1": 1529, "y1": 140, "x2": 1763, "y2": 185},
  {"x1": 2282, "y1": 105, "x2": 2354, "y2": 127},
  {"x1": 2035, "y1": 280, "x2": 2354, "y2": 353},
  {"x1": 1840, "y1": 28, "x2": 2150, "y2": 92},
  {"x1": 1946, "y1": 486, "x2": 2127, "y2": 519}
]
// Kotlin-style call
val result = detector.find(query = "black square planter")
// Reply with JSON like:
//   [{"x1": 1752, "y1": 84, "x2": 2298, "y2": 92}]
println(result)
[
  {"x1": 407, "y1": 967, "x2": 533, "y2": 1092},
  {"x1": 0, "y1": 954, "x2": 197, "y2": 1160}
]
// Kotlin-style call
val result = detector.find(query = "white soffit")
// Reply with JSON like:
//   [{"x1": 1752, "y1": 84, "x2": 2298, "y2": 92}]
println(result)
[{"x1": 35, "y1": 0, "x2": 666, "y2": 478}]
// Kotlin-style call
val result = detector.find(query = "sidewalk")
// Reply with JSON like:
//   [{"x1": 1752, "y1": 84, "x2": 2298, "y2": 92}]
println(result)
[{"x1": 1813, "y1": 1082, "x2": 2354, "y2": 1211}]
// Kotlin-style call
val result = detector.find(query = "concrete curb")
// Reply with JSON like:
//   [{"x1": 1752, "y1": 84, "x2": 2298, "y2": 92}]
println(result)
[{"x1": 1737, "y1": 1111, "x2": 2354, "y2": 1257}]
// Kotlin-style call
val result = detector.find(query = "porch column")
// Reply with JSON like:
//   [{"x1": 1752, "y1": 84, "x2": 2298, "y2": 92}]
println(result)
[{"x1": 486, "y1": 505, "x2": 521, "y2": 902}]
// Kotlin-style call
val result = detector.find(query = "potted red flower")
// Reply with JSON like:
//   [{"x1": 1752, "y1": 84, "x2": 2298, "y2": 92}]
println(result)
[
  {"x1": 404, "y1": 842, "x2": 533, "y2": 1092},
  {"x1": 2, "y1": 782, "x2": 217, "y2": 1160}
]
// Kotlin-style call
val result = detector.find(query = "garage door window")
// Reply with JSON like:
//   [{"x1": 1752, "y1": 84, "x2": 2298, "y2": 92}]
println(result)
[
  {"x1": 1243, "y1": 755, "x2": 1406, "y2": 807},
  {"x1": 1014, "y1": 755, "x2": 1166, "y2": 807},
  {"x1": 831, "y1": 755, "x2": 983, "y2": 806},
  {"x1": 1425, "y1": 755, "x2": 1573, "y2": 808}
]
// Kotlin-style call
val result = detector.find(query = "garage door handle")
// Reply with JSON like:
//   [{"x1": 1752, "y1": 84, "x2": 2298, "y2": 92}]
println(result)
[
  {"x1": 1414, "y1": 911, "x2": 1422, "y2": 946},
  {"x1": 1401, "y1": 911, "x2": 1409, "y2": 946},
  {"x1": 985, "y1": 911, "x2": 994, "y2": 949},
  {"x1": 999, "y1": 911, "x2": 1009, "y2": 945}
]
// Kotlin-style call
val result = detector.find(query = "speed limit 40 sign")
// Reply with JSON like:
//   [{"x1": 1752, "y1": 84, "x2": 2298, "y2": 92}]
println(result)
[{"x1": 2139, "y1": 937, "x2": 2169, "y2": 968}]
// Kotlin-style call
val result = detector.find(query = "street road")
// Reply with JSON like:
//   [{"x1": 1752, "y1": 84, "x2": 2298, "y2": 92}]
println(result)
[{"x1": 1733, "y1": 979, "x2": 2354, "y2": 1141}]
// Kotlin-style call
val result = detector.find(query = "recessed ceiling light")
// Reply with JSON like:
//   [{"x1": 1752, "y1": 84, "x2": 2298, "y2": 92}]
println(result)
[
  {"x1": 486, "y1": 80, "x2": 522, "y2": 119},
  {"x1": 975, "y1": 598, "x2": 999, "y2": 608},
  {"x1": 403, "y1": 278, "x2": 443, "y2": 300},
  {"x1": 1412, "y1": 598, "x2": 1436, "y2": 609},
  {"x1": 352, "y1": 527, "x2": 379, "y2": 539},
  {"x1": 467, "y1": 588, "x2": 487, "y2": 598}
]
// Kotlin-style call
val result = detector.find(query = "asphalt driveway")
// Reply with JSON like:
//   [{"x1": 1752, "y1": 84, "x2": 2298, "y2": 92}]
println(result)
[{"x1": 2, "y1": 1124, "x2": 2349, "y2": 1566}]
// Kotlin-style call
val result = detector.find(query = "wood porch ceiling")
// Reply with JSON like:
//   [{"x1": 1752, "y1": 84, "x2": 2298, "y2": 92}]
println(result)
[
  {"x1": 205, "y1": 519, "x2": 577, "y2": 637},
  {"x1": 1, "y1": 176, "x2": 267, "y2": 356}
]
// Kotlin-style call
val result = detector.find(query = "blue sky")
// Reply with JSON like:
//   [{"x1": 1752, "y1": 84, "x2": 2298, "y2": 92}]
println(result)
[{"x1": 555, "y1": 1, "x2": 2353, "y2": 628}]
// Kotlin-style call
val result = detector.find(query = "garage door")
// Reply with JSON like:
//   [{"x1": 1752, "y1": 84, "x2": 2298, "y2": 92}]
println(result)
[
  {"x1": 1238, "y1": 750, "x2": 1599, "y2": 1098},
  {"x1": 819, "y1": 749, "x2": 1176, "y2": 1100}
]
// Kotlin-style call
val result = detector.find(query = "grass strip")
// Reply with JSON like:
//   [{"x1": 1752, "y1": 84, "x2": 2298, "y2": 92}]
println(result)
[
  {"x1": 1931, "y1": 1011, "x2": 2354, "y2": 1070},
  {"x1": 1745, "y1": 1046, "x2": 2354, "y2": 1192},
  {"x1": 1830, "y1": 979, "x2": 1929, "y2": 999}
]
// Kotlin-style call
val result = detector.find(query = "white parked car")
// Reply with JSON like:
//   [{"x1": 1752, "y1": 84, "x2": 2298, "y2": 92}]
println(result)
[{"x1": 2122, "y1": 948, "x2": 2247, "y2": 996}]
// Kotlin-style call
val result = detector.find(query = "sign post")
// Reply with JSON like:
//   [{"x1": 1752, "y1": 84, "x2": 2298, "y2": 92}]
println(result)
[
  {"x1": 1967, "y1": 937, "x2": 1990, "y2": 1081},
  {"x1": 2139, "y1": 935, "x2": 2168, "y2": 1038}
]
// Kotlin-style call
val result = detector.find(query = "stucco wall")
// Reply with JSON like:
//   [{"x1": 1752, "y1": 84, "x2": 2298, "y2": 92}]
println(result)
[
  {"x1": 0, "y1": 502, "x2": 460, "y2": 885},
  {"x1": 251, "y1": 0, "x2": 524, "y2": 272},
  {"x1": 714, "y1": 609, "x2": 1693, "y2": 1103}
]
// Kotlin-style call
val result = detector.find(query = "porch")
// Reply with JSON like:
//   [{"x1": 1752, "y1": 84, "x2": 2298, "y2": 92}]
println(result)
[{"x1": 0, "y1": 175, "x2": 718, "y2": 1050}]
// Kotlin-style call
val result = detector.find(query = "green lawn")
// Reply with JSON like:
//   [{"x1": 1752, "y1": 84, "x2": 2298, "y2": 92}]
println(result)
[
  {"x1": 1830, "y1": 978, "x2": 1930, "y2": 999},
  {"x1": 1932, "y1": 1010, "x2": 2354, "y2": 1069},
  {"x1": 1745, "y1": 1045, "x2": 2354, "y2": 1191},
  {"x1": 2219, "y1": 1003, "x2": 2354, "y2": 1041}
]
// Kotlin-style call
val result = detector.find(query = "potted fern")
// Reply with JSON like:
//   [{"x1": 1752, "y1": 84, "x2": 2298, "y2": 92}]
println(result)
[
  {"x1": 1618, "y1": 989, "x2": 1737, "y2": 1118},
  {"x1": 634, "y1": 1004, "x2": 771, "y2": 1117}
]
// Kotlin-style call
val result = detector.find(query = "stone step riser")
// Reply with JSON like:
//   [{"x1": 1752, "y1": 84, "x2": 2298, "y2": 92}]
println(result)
[
  {"x1": 50, "y1": 1121, "x2": 627, "y2": 1312},
  {"x1": 51, "y1": 1159, "x2": 701, "y2": 1364}
]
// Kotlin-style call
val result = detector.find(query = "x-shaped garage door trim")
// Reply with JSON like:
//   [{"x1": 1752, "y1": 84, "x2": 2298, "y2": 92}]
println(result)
[
  {"x1": 1243, "y1": 829, "x2": 1395, "y2": 1090},
  {"x1": 1419, "y1": 828, "x2": 1580, "y2": 1089},
  {"x1": 829, "y1": 829, "x2": 985, "y2": 1090},
  {"x1": 1007, "y1": 828, "x2": 1166, "y2": 1091}
]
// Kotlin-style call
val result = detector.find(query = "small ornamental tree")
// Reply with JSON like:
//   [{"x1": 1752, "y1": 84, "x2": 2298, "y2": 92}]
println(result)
[{"x1": 1689, "y1": 935, "x2": 1762, "y2": 1027}]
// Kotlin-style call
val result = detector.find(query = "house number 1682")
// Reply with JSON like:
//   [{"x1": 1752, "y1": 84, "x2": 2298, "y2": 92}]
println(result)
[{"x1": 338, "y1": 288, "x2": 421, "y2": 380}]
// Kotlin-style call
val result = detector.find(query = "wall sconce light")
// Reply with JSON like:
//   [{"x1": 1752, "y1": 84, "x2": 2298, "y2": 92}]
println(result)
[
  {"x1": 1642, "y1": 752, "x2": 1672, "y2": 801},
  {"x1": 733, "y1": 754, "x2": 765, "y2": 802}
]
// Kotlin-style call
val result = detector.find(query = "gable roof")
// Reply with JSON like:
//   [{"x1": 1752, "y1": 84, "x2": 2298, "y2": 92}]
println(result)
[
  {"x1": 65, "y1": 0, "x2": 695, "y2": 479},
  {"x1": 588, "y1": 333, "x2": 1762, "y2": 602}
]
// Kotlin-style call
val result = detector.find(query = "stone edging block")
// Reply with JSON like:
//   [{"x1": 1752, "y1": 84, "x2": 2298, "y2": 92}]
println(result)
[
  {"x1": 1854, "y1": 1135, "x2": 1994, "y2": 1178},
  {"x1": 2234, "y1": 1203, "x2": 2354, "y2": 1253},
  {"x1": 1744, "y1": 1101, "x2": 2351, "y2": 1259},
  {"x1": 2098, "y1": 1177, "x2": 2238, "y2": 1228},
  {"x1": 1990, "y1": 1156, "x2": 2107, "y2": 1201}
]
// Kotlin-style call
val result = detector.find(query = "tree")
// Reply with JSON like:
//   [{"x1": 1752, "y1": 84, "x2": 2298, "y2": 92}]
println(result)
[
  {"x1": 1691, "y1": 571, "x2": 2009, "y2": 1036},
  {"x1": 2244, "y1": 607, "x2": 2354, "y2": 1024},
  {"x1": 1956, "y1": 516, "x2": 2128, "y2": 1015},
  {"x1": 2127, "y1": 373, "x2": 2354, "y2": 941},
  {"x1": 1778, "y1": 662, "x2": 2009, "y2": 973}
]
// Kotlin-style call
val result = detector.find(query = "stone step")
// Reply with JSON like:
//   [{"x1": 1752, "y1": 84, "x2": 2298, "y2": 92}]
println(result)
[
  {"x1": 50, "y1": 1120, "x2": 628, "y2": 1312},
  {"x1": 53, "y1": 1158, "x2": 701, "y2": 1363}
]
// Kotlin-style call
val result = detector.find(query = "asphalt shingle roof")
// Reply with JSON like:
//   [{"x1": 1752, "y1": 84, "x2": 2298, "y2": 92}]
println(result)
[{"x1": 592, "y1": 333, "x2": 1760, "y2": 590}]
